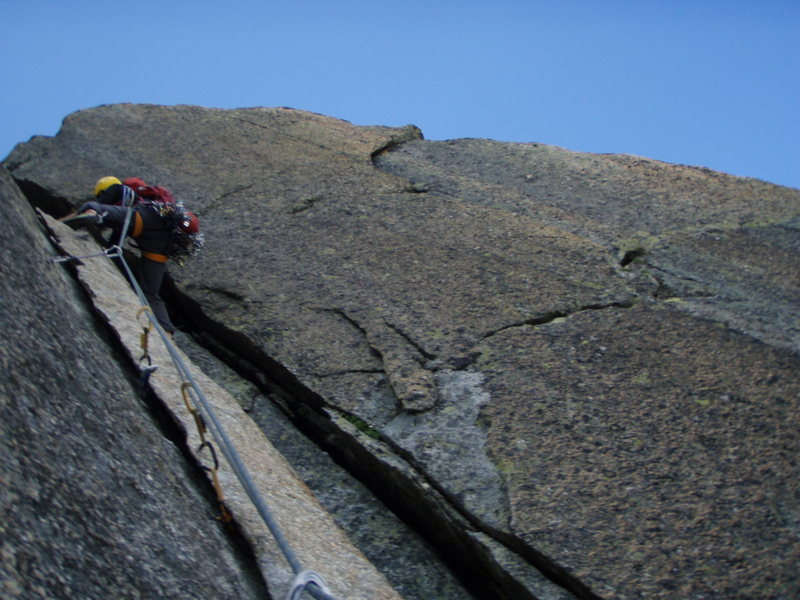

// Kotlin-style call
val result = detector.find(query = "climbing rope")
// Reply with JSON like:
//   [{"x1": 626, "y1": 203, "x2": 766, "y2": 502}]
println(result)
[
  {"x1": 129, "y1": 269, "x2": 336, "y2": 600},
  {"x1": 51, "y1": 244, "x2": 122, "y2": 263},
  {"x1": 50, "y1": 206, "x2": 337, "y2": 600}
]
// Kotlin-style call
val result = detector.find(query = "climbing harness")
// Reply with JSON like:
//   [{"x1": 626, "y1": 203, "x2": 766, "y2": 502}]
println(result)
[{"x1": 49, "y1": 203, "x2": 338, "y2": 600}]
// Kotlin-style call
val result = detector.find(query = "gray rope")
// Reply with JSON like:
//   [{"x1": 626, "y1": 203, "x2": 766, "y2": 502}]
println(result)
[
  {"x1": 51, "y1": 246, "x2": 119, "y2": 263},
  {"x1": 53, "y1": 204, "x2": 338, "y2": 600},
  {"x1": 113, "y1": 242, "x2": 337, "y2": 600},
  {"x1": 116, "y1": 185, "x2": 137, "y2": 248}
]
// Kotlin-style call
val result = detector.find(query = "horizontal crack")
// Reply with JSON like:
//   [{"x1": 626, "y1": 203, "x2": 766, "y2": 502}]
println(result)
[
  {"x1": 646, "y1": 264, "x2": 711, "y2": 287},
  {"x1": 642, "y1": 264, "x2": 721, "y2": 300},
  {"x1": 481, "y1": 299, "x2": 637, "y2": 342},
  {"x1": 203, "y1": 184, "x2": 255, "y2": 213},
  {"x1": 289, "y1": 196, "x2": 324, "y2": 214},
  {"x1": 312, "y1": 369, "x2": 385, "y2": 378},
  {"x1": 194, "y1": 285, "x2": 249, "y2": 303}
]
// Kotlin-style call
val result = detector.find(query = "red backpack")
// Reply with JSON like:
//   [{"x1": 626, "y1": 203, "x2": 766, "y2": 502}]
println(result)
[{"x1": 122, "y1": 177, "x2": 175, "y2": 204}]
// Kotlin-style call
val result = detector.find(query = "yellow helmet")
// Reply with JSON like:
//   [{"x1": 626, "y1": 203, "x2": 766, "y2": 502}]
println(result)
[{"x1": 94, "y1": 176, "x2": 121, "y2": 197}]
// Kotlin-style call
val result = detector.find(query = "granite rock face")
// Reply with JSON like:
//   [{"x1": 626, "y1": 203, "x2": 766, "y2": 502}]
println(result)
[
  {"x1": 376, "y1": 138, "x2": 800, "y2": 353},
  {"x1": 0, "y1": 167, "x2": 268, "y2": 599},
  {"x1": 5, "y1": 103, "x2": 800, "y2": 599}
]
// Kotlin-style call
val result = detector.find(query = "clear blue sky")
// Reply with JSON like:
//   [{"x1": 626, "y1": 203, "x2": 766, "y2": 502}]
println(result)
[{"x1": 2, "y1": 0, "x2": 798, "y2": 188}]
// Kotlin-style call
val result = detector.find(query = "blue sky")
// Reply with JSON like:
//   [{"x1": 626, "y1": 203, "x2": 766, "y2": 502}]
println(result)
[{"x1": 2, "y1": 1, "x2": 798, "y2": 188}]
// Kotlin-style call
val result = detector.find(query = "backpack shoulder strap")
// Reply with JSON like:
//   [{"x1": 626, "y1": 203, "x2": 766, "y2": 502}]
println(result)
[{"x1": 121, "y1": 185, "x2": 136, "y2": 207}]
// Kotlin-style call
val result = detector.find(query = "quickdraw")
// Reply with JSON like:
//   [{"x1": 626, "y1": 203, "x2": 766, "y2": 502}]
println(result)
[
  {"x1": 183, "y1": 383, "x2": 231, "y2": 522},
  {"x1": 181, "y1": 382, "x2": 208, "y2": 444},
  {"x1": 198, "y1": 440, "x2": 233, "y2": 523},
  {"x1": 136, "y1": 307, "x2": 155, "y2": 365},
  {"x1": 53, "y1": 213, "x2": 337, "y2": 599}
]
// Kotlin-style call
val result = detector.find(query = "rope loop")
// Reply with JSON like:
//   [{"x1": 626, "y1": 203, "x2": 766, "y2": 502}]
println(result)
[
  {"x1": 103, "y1": 244, "x2": 123, "y2": 259},
  {"x1": 284, "y1": 571, "x2": 334, "y2": 600}
]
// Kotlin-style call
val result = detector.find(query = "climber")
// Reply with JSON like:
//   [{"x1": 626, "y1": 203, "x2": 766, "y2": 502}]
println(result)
[{"x1": 61, "y1": 176, "x2": 177, "y2": 335}]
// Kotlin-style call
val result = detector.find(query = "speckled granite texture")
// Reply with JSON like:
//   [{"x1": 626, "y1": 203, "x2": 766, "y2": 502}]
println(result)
[{"x1": 6, "y1": 104, "x2": 799, "y2": 599}]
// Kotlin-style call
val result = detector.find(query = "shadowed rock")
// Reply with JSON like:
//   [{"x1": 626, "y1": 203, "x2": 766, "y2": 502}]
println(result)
[
  {"x1": 5, "y1": 103, "x2": 800, "y2": 599},
  {"x1": 0, "y1": 166, "x2": 269, "y2": 600},
  {"x1": 39, "y1": 209, "x2": 405, "y2": 600}
]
